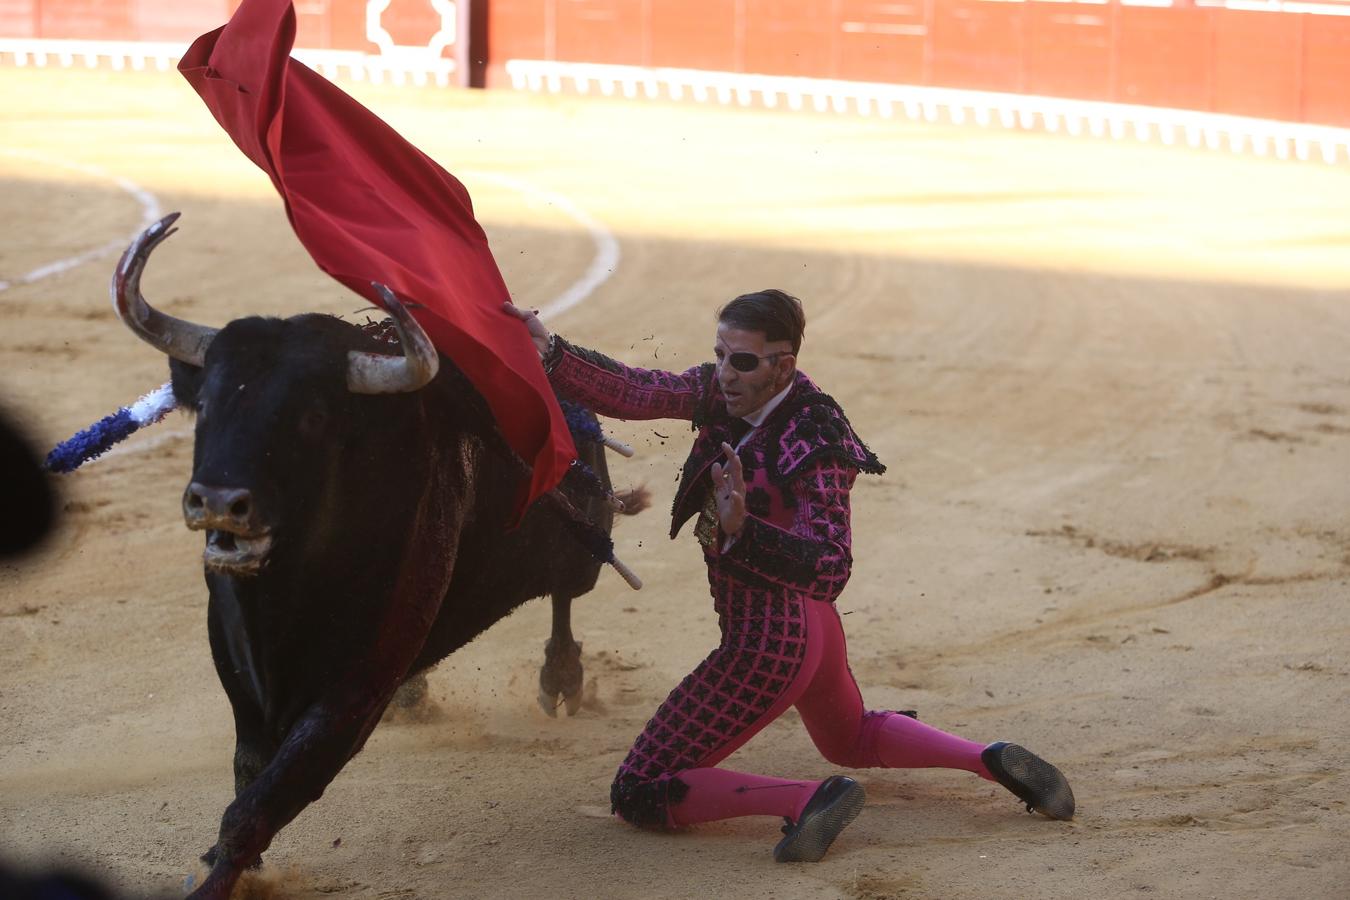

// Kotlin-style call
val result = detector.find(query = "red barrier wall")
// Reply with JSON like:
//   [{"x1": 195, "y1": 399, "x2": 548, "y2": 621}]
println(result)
[
  {"x1": 1211, "y1": 10, "x2": 1302, "y2": 121},
  {"x1": 0, "y1": 0, "x2": 445, "y2": 51},
  {"x1": 1115, "y1": 7, "x2": 1212, "y2": 111},
  {"x1": 482, "y1": 0, "x2": 1350, "y2": 127},
  {"x1": 834, "y1": 0, "x2": 926, "y2": 85},
  {"x1": 0, "y1": 0, "x2": 231, "y2": 41},
  {"x1": 1301, "y1": 16, "x2": 1350, "y2": 126},
  {"x1": 485, "y1": 0, "x2": 547, "y2": 64},
  {"x1": 928, "y1": 0, "x2": 1025, "y2": 93},
  {"x1": 4, "y1": 0, "x2": 1350, "y2": 128},
  {"x1": 235, "y1": 0, "x2": 446, "y2": 53},
  {"x1": 1024, "y1": 3, "x2": 1111, "y2": 102},
  {"x1": 555, "y1": 0, "x2": 644, "y2": 66},
  {"x1": 651, "y1": 0, "x2": 737, "y2": 71}
]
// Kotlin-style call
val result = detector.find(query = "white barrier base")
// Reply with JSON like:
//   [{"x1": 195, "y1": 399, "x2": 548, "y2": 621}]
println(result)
[
  {"x1": 505, "y1": 59, "x2": 1350, "y2": 166},
  {"x1": 0, "y1": 38, "x2": 456, "y2": 87},
  {"x1": 5, "y1": 39, "x2": 1345, "y2": 165}
]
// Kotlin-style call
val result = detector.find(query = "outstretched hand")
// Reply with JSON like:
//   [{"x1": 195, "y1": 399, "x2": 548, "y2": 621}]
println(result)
[
  {"x1": 710, "y1": 441, "x2": 746, "y2": 538},
  {"x1": 501, "y1": 301, "x2": 552, "y2": 357}
]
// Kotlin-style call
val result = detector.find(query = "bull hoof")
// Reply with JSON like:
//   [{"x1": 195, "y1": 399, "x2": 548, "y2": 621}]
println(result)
[
  {"x1": 536, "y1": 686, "x2": 584, "y2": 717},
  {"x1": 537, "y1": 686, "x2": 561, "y2": 717},
  {"x1": 392, "y1": 671, "x2": 429, "y2": 709},
  {"x1": 383, "y1": 672, "x2": 440, "y2": 724},
  {"x1": 199, "y1": 846, "x2": 262, "y2": 870},
  {"x1": 538, "y1": 638, "x2": 584, "y2": 717}
]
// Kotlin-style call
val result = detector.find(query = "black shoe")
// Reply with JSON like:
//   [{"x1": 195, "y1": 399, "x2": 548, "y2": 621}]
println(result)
[
  {"x1": 981, "y1": 741, "x2": 1075, "y2": 820},
  {"x1": 772, "y1": 775, "x2": 865, "y2": 863}
]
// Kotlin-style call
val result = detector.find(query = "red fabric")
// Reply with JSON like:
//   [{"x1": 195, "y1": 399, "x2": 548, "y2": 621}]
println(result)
[{"x1": 178, "y1": 0, "x2": 575, "y2": 515}]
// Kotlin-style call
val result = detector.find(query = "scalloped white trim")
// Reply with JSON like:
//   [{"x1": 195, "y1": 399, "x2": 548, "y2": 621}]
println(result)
[
  {"x1": 0, "y1": 37, "x2": 457, "y2": 86},
  {"x1": 504, "y1": 59, "x2": 1350, "y2": 165}
]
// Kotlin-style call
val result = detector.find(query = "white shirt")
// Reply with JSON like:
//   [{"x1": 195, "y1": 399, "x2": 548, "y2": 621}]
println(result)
[
  {"x1": 734, "y1": 381, "x2": 794, "y2": 449},
  {"x1": 720, "y1": 380, "x2": 794, "y2": 551}
]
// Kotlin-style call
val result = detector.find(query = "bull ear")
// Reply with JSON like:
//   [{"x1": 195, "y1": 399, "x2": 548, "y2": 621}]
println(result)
[
  {"x1": 346, "y1": 285, "x2": 440, "y2": 394},
  {"x1": 169, "y1": 357, "x2": 204, "y2": 411}
]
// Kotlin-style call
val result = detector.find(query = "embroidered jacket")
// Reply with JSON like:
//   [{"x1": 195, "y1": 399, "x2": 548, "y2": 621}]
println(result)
[{"x1": 546, "y1": 337, "x2": 885, "y2": 603}]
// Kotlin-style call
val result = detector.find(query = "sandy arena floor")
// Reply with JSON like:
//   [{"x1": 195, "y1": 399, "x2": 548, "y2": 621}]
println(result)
[{"x1": 1, "y1": 66, "x2": 1348, "y2": 899}]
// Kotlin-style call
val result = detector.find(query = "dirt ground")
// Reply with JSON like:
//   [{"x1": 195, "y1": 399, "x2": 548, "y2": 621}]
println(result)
[{"x1": 2, "y1": 66, "x2": 1348, "y2": 900}]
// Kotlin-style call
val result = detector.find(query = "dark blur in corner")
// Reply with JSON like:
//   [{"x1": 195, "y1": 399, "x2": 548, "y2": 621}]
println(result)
[{"x1": 1, "y1": 404, "x2": 55, "y2": 558}]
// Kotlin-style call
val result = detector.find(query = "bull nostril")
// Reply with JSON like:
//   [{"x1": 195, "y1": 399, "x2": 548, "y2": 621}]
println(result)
[
  {"x1": 187, "y1": 493, "x2": 204, "y2": 510},
  {"x1": 229, "y1": 498, "x2": 251, "y2": 519}
]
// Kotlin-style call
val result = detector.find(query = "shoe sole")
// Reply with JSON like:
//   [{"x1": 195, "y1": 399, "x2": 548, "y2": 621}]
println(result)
[
  {"x1": 990, "y1": 743, "x2": 1075, "y2": 820},
  {"x1": 773, "y1": 781, "x2": 866, "y2": 863}
]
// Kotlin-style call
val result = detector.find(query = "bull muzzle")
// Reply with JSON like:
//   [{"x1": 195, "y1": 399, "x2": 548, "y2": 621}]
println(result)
[{"x1": 183, "y1": 482, "x2": 273, "y2": 576}]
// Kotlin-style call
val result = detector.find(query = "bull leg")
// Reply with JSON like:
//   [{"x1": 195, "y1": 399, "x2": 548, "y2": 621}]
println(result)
[
  {"x1": 232, "y1": 732, "x2": 272, "y2": 797},
  {"x1": 198, "y1": 710, "x2": 273, "y2": 871},
  {"x1": 189, "y1": 563, "x2": 458, "y2": 898},
  {"x1": 209, "y1": 713, "x2": 273, "y2": 870},
  {"x1": 201, "y1": 599, "x2": 273, "y2": 870},
  {"x1": 538, "y1": 592, "x2": 584, "y2": 717},
  {"x1": 187, "y1": 664, "x2": 418, "y2": 900}
]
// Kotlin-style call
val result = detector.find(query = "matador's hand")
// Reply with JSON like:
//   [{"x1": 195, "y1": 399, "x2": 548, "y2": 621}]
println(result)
[
  {"x1": 711, "y1": 441, "x2": 746, "y2": 538},
  {"x1": 501, "y1": 301, "x2": 552, "y2": 357}
]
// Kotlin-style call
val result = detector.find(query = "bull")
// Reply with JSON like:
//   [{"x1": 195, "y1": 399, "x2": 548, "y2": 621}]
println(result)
[{"x1": 112, "y1": 214, "x2": 643, "y2": 900}]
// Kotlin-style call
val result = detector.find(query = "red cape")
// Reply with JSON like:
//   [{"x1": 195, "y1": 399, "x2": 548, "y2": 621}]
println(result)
[{"x1": 178, "y1": 0, "x2": 575, "y2": 516}]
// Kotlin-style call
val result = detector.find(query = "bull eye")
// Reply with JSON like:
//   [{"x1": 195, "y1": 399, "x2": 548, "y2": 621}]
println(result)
[{"x1": 299, "y1": 406, "x2": 328, "y2": 438}]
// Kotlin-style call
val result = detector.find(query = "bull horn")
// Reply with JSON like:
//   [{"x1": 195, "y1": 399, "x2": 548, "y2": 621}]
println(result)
[
  {"x1": 346, "y1": 283, "x2": 440, "y2": 394},
  {"x1": 111, "y1": 212, "x2": 218, "y2": 366}
]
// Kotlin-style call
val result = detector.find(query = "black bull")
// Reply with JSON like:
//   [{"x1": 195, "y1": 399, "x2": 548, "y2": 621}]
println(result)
[{"x1": 113, "y1": 216, "x2": 644, "y2": 900}]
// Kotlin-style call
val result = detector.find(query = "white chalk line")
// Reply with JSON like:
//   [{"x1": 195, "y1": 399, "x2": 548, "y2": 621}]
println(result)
[
  {"x1": 0, "y1": 148, "x2": 162, "y2": 292},
  {"x1": 462, "y1": 169, "x2": 620, "y2": 320}
]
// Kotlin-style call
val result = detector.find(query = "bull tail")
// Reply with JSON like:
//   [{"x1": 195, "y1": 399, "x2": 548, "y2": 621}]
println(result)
[{"x1": 612, "y1": 485, "x2": 651, "y2": 516}]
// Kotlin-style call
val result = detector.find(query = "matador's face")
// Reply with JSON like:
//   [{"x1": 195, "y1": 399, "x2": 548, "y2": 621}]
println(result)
[{"x1": 714, "y1": 322, "x2": 796, "y2": 420}]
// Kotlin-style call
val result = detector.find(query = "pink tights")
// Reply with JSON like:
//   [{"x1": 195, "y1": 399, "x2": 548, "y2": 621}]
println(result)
[{"x1": 667, "y1": 602, "x2": 993, "y2": 826}]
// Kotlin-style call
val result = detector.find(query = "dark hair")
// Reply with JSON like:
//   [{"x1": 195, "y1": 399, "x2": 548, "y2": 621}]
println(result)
[{"x1": 716, "y1": 289, "x2": 806, "y2": 355}]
